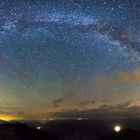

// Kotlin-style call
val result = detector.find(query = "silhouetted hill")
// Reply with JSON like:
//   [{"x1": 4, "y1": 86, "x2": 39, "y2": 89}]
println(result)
[
  {"x1": 1, "y1": 120, "x2": 140, "y2": 140},
  {"x1": 0, "y1": 119, "x2": 8, "y2": 124},
  {"x1": 39, "y1": 119, "x2": 112, "y2": 140},
  {"x1": 0, "y1": 123, "x2": 58, "y2": 140},
  {"x1": 96, "y1": 129, "x2": 140, "y2": 140},
  {"x1": 42, "y1": 119, "x2": 110, "y2": 137}
]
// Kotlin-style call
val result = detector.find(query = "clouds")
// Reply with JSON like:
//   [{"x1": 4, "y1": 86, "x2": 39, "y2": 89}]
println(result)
[
  {"x1": 0, "y1": 106, "x2": 25, "y2": 115},
  {"x1": 96, "y1": 68, "x2": 140, "y2": 84},
  {"x1": 117, "y1": 68, "x2": 140, "y2": 83},
  {"x1": 47, "y1": 102, "x2": 140, "y2": 119},
  {"x1": 52, "y1": 98, "x2": 65, "y2": 107},
  {"x1": 0, "y1": 106, "x2": 26, "y2": 120},
  {"x1": 79, "y1": 100, "x2": 95, "y2": 106},
  {"x1": 52, "y1": 97, "x2": 95, "y2": 107}
]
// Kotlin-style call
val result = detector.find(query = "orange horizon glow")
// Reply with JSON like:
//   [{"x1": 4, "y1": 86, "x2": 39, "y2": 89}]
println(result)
[
  {"x1": 0, "y1": 115, "x2": 89, "y2": 121},
  {"x1": 0, "y1": 115, "x2": 23, "y2": 121}
]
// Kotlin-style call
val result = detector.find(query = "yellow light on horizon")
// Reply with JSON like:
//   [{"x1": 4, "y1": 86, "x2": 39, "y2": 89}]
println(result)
[
  {"x1": 0, "y1": 116, "x2": 13, "y2": 121},
  {"x1": 0, "y1": 115, "x2": 21, "y2": 121}
]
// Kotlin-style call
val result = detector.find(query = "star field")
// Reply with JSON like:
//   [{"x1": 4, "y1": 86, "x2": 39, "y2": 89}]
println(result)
[{"x1": 0, "y1": 0, "x2": 140, "y2": 120}]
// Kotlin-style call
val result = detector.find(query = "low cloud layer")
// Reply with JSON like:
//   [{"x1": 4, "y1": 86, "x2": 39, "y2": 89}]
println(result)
[
  {"x1": 47, "y1": 102, "x2": 140, "y2": 119},
  {"x1": 79, "y1": 100, "x2": 95, "y2": 106},
  {"x1": 52, "y1": 98, "x2": 65, "y2": 107}
]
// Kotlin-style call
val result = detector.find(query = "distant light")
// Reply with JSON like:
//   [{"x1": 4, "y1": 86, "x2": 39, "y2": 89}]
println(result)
[
  {"x1": 77, "y1": 118, "x2": 84, "y2": 120},
  {"x1": 114, "y1": 125, "x2": 122, "y2": 132},
  {"x1": 36, "y1": 126, "x2": 41, "y2": 130},
  {"x1": 77, "y1": 118, "x2": 88, "y2": 120}
]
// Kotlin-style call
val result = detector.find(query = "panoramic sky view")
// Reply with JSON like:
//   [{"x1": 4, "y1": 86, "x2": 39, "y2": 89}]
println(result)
[{"x1": 0, "y1": 0, "x2": 140, "y2": 120}]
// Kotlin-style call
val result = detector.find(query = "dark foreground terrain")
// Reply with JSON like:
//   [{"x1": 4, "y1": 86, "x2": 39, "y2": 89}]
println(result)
[
  {"x1": 0, "y1": 120, "x2": 140, "y2": 140},
  {"x1": 96, "y1": 129, "x2": 140, "y2": 140},
  {"x1": 0, "y1": 123, "x2": 58, "y2": 140}
]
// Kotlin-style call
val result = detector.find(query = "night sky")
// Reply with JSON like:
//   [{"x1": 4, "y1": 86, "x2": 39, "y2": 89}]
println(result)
[{"x1": 0, "y1": 0, "x2": 140, "y2": 120}]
